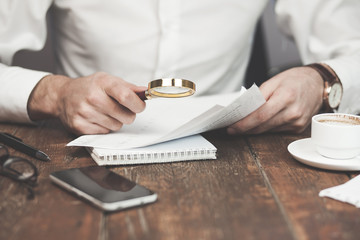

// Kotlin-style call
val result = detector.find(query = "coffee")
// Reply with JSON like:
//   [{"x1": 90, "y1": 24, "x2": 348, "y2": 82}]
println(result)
[
  {"x1": 317, "y1": 115, "x2": 360, "y2": 126},
  {"x1": 318, "y1": 119, "x2": 360, "y2": 126}
]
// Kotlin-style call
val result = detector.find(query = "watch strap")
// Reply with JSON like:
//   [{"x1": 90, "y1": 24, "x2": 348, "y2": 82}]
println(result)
[
  {"x1": 306, "y1": 63, "x2": 341, "y2": 112},
  {"x1": 306, "y1": 63, "x2": 337, "y2": 85}
]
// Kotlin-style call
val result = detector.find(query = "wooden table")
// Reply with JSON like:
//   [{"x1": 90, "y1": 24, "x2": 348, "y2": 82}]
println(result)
[{"x1": 0, "y1": 120, "x2": 359, "y2": 240}]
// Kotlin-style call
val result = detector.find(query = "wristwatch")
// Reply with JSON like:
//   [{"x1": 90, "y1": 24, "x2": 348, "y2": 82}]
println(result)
[{"x1": 306, "y1": 63, "x2": 343, "y2": 112}]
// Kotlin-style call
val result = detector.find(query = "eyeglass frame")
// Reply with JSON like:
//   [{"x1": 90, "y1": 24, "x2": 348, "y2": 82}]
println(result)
[{"x1": 0, "y1": 144, "x2": 38, "y2": 196}]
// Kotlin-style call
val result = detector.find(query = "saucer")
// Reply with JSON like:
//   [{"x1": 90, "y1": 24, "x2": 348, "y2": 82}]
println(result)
[{"x1": 287, "y1": 138, "x2": 360, "y2": 171}]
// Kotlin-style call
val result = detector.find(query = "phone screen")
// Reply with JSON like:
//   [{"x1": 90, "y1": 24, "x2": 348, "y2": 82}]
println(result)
[{"x1": 50, "y1": 166, "x2": 157, "y2": 211}]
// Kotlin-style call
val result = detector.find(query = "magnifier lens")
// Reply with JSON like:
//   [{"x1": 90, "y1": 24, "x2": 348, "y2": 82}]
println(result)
[{"x1": 152, "y1": 86, "x2": 190, "y2": 94}]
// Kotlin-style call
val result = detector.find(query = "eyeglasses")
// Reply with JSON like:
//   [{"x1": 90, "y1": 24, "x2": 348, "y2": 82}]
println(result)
[{"x1": 0, "y1": 144, "x2": 38, "y2": 199}]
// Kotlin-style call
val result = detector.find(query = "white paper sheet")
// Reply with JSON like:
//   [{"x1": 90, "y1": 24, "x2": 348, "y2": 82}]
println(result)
[
  {"x1": 319, "y1": 174, "x2": 360, "y2": 208},
  {"x1": 67, "y1": 84, "x2": 265, "y2": 149}
]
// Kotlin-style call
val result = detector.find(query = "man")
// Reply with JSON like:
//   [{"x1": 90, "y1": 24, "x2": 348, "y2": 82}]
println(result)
[{"x1": 0, "y1": 0, "x2": 359, "y2": 135}]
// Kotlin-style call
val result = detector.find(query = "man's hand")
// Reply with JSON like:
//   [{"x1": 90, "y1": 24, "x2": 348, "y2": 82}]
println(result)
[
  {"x1": 227, "y1": 66, "x2": 324, "y2": 134},
  {"x1": 27, "y1": 72, "x2": 147, "y2": 135}
]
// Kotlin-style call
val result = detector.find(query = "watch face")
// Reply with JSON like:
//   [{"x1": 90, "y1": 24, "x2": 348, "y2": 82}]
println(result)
[{"x1": 329, "y1": 83, "x2": 343, "y2": 108}]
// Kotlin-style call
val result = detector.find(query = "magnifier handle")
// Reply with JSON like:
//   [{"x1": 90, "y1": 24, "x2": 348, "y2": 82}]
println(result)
[{"x1": 136, "y1": 91, "x2": 147, "y2": 101}]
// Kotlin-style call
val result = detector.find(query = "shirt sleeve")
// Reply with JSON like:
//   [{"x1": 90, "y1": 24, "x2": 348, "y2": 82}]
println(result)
[
  {"x1": 0, "y1": 0, "x2": 52, "y2": 123},
  {"x1": 275, "y1": 0, "x2": 360, "y2": 114},
  {"x1": 0, "y1": 65, "x2": 50, "y2": 122}
]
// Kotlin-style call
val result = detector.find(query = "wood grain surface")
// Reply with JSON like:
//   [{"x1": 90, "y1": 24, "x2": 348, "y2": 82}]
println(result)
[{"x1": 0, "y1": 120, "x2": 359, "y2": 240}]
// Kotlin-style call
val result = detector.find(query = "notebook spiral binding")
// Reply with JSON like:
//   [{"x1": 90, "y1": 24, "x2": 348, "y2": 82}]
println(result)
[{"x1": 101, "y1": 148, "x2": 216, "y2": 161}]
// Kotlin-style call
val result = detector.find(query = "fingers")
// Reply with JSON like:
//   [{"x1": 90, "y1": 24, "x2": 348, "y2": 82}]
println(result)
[
  {"x1": 101, "y1": 76, "x2": 147, "y2": 114},
  {"x1": 68, "y1": 121, "x2": 110, "y2": 136},
  {"x1": 258, "y1": 79, "x2": 278, "y2": 101},
  {"x1": 86, "y1": 88, "x2": 138, "y2": 126},
  {"x1": 59, "y1": 102, "x2": 123, "y2": 135},
  {"x1": 239, "y1": 106, "x2": 310, "y2": 134},
  {"x1": 227, "y1": 66, "x2": 324, "y2": 135},
  {"x1": 106, "y1": 86, "x2": 146, "y2": 113},
  {"x1": 54, "y1": 72, "x2": 148, "y2": 135},
  {"x1": 227, "y1": 87, "x2": 286, "y2": 134}
]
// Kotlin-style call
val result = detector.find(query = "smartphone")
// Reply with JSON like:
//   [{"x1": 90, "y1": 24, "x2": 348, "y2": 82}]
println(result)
[{"x1": 50, "y1": 166, "x2": 157, "y2": 211}]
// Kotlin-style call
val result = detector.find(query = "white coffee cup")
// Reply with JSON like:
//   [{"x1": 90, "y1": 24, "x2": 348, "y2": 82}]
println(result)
[{"x1": 311, "y1": 113, "x2": 360, "y2": 159}]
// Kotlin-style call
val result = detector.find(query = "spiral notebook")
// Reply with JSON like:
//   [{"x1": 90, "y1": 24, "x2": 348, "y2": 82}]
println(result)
[{"x1": 87, "y1": 134, "x2": 217, "y2": 165}]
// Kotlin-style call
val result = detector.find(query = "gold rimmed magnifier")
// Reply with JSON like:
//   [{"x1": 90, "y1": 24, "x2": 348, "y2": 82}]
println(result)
[{"x1": 137, "y1": 78, "x2": 196, "y2": 100}]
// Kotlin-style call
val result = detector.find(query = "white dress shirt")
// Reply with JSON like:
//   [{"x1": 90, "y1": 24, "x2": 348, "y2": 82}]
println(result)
[{"x1": 0, "y1": 0, "x2": 359, "y2": 123}]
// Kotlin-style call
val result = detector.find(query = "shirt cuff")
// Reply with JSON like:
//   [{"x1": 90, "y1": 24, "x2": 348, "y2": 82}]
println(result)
[
  {"x1": 0, "y1": 65, "x2": 51, "y2": 123},
  {"x1": 323, "y1": 55, "x2": 360, "y2": 115}
]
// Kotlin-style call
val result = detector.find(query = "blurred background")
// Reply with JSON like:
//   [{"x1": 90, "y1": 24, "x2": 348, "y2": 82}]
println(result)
[{"x1": 12, "y1": 1, "x2": 302, "y2": 88}]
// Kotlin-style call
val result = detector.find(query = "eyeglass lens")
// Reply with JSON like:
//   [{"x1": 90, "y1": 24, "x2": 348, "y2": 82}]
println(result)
[
  {"x1": 0, "y1": 145, "x2": 38, "y2": 199},
  {"x1": 3, "y1": 157, "x2": 38, "y2": 184},
  {"x1": 0, "y1": 144, "x2": 9, "y2": 162}
]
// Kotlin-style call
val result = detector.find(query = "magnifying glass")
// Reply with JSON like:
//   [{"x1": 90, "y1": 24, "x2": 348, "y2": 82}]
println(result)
[{"x1": 137, "y1": 78, "x2": 196, "y2": 100}]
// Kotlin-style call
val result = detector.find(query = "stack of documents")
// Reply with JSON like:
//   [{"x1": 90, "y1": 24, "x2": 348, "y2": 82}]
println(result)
[{"x1": 68, "y1": 84, "x2": 265, "y2": 165}]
